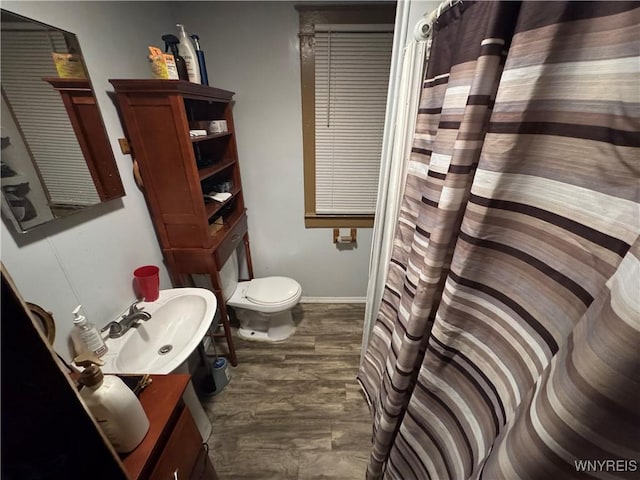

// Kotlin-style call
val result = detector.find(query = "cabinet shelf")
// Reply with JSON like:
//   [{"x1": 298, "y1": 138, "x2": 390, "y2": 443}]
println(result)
[
  {"x1": 190, "y1": 131, "x2": 231, "y2": 143},
  {"x1": 198, "y1": 158, "x2": 236, "y2": 181},
  {"x1": 208, "y1": 207, "x2": 245, "y2": 241},
  {"x1": 204, "y1": 186, "x2": 241, "y2": 220}
]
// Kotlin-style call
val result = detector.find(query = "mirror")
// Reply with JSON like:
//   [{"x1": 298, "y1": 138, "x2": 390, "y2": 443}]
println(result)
[{"x1": 0, "y1": 10, "x2": 124, "y2": 233}]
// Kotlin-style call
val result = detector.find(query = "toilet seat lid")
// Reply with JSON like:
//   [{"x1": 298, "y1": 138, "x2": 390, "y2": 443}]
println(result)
[{"x1": 245, "y1": 277, "x2": 300, "y2": 305}]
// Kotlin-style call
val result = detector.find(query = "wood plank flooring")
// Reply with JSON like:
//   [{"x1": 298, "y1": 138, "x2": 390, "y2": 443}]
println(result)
[{"x1": 203, "y1": 303, "x2": 372, "y2": 480}]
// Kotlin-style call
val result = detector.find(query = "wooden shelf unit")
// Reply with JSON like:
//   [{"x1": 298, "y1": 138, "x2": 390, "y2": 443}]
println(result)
[{"x1": 110, "y1": 79, "x2": 254, "y2": 366}]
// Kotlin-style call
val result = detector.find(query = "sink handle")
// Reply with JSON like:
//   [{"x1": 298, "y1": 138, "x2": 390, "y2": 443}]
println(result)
[
  {"x1": 100, "y1": 321, "x2": 122, "y2": 334},
  {"x1": 128, "y1": 299, "x2": 146, "y2": 315}
]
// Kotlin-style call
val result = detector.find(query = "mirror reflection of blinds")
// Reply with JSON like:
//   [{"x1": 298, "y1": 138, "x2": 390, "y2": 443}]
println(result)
[
  {"x1": 314, "y1": 30, "x2": 393, "y2": 215},
  {"x1": 1, "y1": 30, "x2": 99, "y2": 206}
]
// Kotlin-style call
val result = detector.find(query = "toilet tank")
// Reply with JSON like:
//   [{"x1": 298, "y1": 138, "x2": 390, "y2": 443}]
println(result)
[{"x1": 220, "y1": 251, "x2": 239, "y2": 301}]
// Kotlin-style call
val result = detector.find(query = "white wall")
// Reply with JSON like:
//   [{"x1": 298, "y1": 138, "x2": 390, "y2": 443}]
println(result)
[
  {"x1": 173, "y1": 2, "x2": 374, "y2": 299},
  {"x1": 1, "y1": 1, "x2": 176, "y2": 360}
]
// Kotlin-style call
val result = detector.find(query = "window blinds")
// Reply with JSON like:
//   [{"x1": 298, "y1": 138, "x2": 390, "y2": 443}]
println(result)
[
  {"x1": 314, "y1": 29, "x2": 393, "y2": 215},
  {"x1": 1, "y1": 29, "x2": 99, "y2": 206}
]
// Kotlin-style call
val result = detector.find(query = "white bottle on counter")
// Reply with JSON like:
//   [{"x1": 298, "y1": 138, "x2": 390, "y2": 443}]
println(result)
[
  {"x1": 70, "y1": 305, "x2": 107, "y2": 357},
  {"x1": 77, "y1": 357, "x2": 149, "y2": 453},
  {"x1": 176, "y1": 23, "x2": 201, "y2": 84}
]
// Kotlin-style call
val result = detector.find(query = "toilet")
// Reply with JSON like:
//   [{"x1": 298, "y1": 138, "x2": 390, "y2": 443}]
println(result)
[{"x1": 220, "y1": 251, "x2": 301, "y2": 342}]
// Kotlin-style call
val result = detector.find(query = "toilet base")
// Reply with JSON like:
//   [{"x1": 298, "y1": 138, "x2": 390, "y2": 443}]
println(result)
[
  {"x1": 238, "y1": 324, "x2": 295, "y2": 342},
  {"x1": 235, "y1": 309, "x2": 296, "y2": 342}
]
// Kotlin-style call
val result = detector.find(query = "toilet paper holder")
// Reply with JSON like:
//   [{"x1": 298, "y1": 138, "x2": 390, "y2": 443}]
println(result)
[{"x1": 333, "y1": 228, "x2": 357, "y2": 244}]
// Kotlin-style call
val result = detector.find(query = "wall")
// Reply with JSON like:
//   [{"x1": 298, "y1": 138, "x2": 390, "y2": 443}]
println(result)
[
  {"x1": 173, "y1": 2, "x2": 374, "y2": 299},
  {"x1": 1, "y1": 1, "x2": 176, "y2": 360},
  {"x1": 408, "y1": 0, "x2": 441, "y2": 32}
]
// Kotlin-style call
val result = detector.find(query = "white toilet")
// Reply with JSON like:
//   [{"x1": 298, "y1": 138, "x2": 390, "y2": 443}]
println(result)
[{"x1": 220, "y1": 251, "x2": 301, "y2": 342}]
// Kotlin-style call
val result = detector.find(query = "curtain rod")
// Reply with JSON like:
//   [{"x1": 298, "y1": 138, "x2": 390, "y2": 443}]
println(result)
[{"x1": 414, "y1": 0, "x2": 463, "y2": 41}]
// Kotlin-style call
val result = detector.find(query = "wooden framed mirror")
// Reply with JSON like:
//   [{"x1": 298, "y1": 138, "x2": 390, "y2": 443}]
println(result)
[{"x1": 0, "y1": 9, "x2": 125, "y2": 233}]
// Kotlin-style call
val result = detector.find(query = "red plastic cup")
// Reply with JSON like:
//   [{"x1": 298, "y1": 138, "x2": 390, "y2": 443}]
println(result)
[{"x1": 133, "y1": 265, "x2": 160, "y2": 302}]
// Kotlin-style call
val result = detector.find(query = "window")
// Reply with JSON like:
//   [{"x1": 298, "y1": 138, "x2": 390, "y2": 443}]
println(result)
[{"x1": 297, "y1": 5, "x2": 396, "y2": 228}]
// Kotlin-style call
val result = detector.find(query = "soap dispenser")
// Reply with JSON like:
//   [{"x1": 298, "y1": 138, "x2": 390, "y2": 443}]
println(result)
[
  {"x1": 77, "y1": 354, "x2": 149, "y2": 453},
  {"x1": 71, "y1": 305, "x2": 107, "y2": 358}
]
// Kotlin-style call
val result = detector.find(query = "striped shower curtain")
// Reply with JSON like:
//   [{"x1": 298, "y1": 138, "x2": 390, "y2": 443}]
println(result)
[{"x1": 358, "y1": 2, "x2": 640, "y2": 479}]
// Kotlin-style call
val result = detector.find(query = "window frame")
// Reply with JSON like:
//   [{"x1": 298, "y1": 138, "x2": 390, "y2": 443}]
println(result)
[{"x1": 296, "y1": 4, "x2": 397, "y2": 228}]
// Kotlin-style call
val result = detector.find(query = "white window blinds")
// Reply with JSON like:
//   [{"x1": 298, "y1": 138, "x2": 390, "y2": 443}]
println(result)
[
  {"x1": 1, "y1": 29, "x2": 99, "y2": 206},
  {"x1": 314, "y1": 29, "x2": 393, "y2": 215}
]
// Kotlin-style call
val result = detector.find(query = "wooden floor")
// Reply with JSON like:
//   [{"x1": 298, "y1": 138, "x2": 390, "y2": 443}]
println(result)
[{"x1": 202, "y1": 303, "x2": 372, "y2": 480}]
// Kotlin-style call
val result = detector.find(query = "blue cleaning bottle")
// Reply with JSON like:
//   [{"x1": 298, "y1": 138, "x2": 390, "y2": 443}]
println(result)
[{"x1": 190, "y1": 34, "x2": 209, "y2": 86}]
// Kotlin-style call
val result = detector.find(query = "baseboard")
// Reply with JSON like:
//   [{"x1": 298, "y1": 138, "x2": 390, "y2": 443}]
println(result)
[{"x1": 300, "y1": 296, "x2": 366, "y2": 304}]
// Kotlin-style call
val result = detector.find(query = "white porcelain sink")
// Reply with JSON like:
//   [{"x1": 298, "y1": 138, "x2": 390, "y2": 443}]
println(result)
[{"x1": 101, "y1": 288, "x2": 217, "y2": 375}]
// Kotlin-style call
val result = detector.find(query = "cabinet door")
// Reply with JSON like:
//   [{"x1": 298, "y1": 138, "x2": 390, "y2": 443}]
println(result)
[{"x1": 149, "y1": 407, "x2": 202, "y2": 480}]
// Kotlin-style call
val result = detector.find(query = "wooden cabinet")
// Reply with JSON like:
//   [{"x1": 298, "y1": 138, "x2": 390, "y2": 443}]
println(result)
[
  {"x1": 148, "y1": 407, "x2": 204, "y2": 480},
  {"x1": 110, "y1": 80, "x2": 254, "y2": 366},
  {"x1": 122, "y1": 375, "x2": 218, "y2": 480}
]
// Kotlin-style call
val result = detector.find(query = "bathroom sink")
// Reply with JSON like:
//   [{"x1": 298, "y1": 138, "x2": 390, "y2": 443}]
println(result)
[{"x1": 101, "y1": 288, "x2": 217, "y2": 375}]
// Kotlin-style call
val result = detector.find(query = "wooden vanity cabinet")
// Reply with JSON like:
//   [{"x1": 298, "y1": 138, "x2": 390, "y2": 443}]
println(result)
[
  {"x1": 110, "y1": 80, "x2": 255, "y2": 366},
  {"x1": 122, "y1": 374, "x2": 218, "y2": 480},
  {"x1": 149, "y1": 408, "x2": 210, "y2": 480}
]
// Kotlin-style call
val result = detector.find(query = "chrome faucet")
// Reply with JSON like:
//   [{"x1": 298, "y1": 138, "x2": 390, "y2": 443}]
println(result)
[{"x1": 101, "y1": 300, "x2": 152, "y2": 339}]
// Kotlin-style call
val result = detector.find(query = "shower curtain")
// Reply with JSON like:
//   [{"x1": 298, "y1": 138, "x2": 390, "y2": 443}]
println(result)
[
  {"x1": 358, "y1": 2, "x2": 640, "y2": 479},
  {"x1": 363, "y1": 0, "x2": 430, "y2": 365}
]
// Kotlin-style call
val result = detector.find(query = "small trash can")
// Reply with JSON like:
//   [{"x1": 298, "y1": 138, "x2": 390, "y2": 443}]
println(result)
[
  {"x1": 197, "y1": 356, "x2": 231, "y2": 397},
  {"x1": 210, "y1": 357, "x2": 231, "y2": 395}
]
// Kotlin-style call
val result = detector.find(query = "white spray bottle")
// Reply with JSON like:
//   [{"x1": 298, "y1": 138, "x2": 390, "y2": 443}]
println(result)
[{"x1": 176, "y1": 24, "x2": 201, "y2": 84}]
